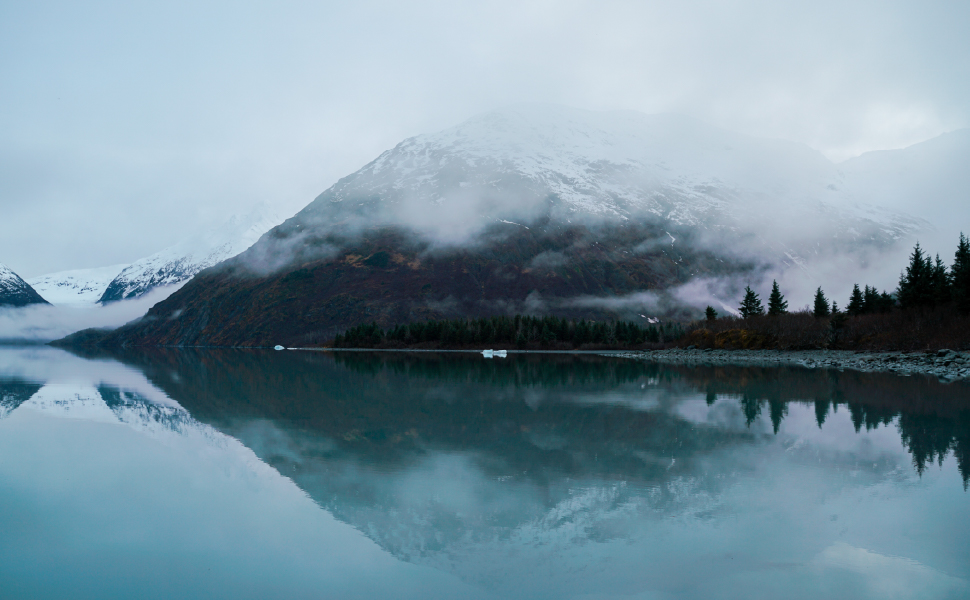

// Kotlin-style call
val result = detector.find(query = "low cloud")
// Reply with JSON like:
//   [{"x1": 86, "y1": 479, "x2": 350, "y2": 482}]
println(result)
[
  {"x1": 527, "y1": 251, "x2": 567, "y2": 270},
  {"x1": 564, "y1": 291, "x2": 661, "y2": 312},
  {"x1": 0, "y1": 284, "x2": 183, "y2": 342},
  {"x1": 235, "y1": 227, "x2": 341, "y2": 276},
  {"x1": 670, "y1": 277, "x2": 746, "y2": 316}
]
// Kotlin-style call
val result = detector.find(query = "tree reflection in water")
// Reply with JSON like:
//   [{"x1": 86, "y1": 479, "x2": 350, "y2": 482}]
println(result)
[{"x1": 99, "y1": 348, "x2": 970, "y2": 489}]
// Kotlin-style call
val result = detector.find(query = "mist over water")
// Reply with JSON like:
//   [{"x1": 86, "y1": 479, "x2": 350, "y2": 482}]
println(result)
[
  {"x1": 0, "y1": 283, "x2": 184, "y2": 342},
  {"x1": 1, "y1": 346, "x2": 968, "y2": 599}
]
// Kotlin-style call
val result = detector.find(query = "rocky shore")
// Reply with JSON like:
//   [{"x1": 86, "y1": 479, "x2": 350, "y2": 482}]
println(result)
[{"x1": 617, "y1": 348, "x2": 970, "y2": 382}]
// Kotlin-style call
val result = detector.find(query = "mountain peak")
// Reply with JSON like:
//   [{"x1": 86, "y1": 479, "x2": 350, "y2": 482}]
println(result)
[
  {"x1": 304, "y1": 104, "x2": 917, "y2": 252},
  {"x1": 27, "y1": 264, "x2": 128, "y2": 306},
  {"x1": 0, "y1": 262, "x2": 50, "y2": 308},
  {"x1": 98, "y1": 204, "x2": 283, "y2": 304}
]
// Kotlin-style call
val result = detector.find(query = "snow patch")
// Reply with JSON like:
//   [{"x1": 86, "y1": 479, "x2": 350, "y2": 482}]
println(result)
[
  {"x1": 100, "y1": 203, "x2": 283, "y2": 303},
  {"x1": 28, "y1": 264, "x2": 128, "y2": 306}
]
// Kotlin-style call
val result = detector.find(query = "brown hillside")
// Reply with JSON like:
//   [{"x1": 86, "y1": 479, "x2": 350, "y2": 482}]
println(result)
[{"x1": 101, "y1": 221, "x2": 753, "y2": 347}]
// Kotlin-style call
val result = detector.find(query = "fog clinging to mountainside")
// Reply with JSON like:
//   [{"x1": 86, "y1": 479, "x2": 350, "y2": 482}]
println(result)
[
  {"x1": 1, "y1": 0, "x2": 968, "y2": 278},
  {"x1": 230, "y1": 105, "x2": 934, "y2": 310}
]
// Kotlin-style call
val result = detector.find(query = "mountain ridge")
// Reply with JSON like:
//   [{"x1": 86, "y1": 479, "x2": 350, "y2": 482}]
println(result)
[
  {"x1": 98, "y1": 203, "x2": 283, "y2": 304},
  {"x1": 67, "y1": 105, "x2": 935, "y2": 347},
  {"x1": 28, "y1": 264, "x2": 128, "y2": 306},
  {"x1": 0, "y1": 263, "x2": 49, "y2": 308}
]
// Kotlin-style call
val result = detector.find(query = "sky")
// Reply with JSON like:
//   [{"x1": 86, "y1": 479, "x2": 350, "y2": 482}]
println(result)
[{"x1": 2, "y1": 0, "x2": 968, "y2": 277}]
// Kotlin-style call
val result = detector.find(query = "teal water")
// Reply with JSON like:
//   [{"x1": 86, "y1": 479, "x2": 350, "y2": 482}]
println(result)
[{"x1": 1, "y1": 346, "x2": 968, "y2": 600}]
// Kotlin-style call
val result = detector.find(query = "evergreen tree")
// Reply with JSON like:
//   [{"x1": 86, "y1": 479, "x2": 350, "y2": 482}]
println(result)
[
  {"x1": 767, "y1": 280, "x2": 788, "y2": 316},
  {"x1": 829, "y1": 301, "x2": 847, "y2": 341},
  {"x1": 878, "y1": 290, "x2": 895, "y2": 312},
  {"x1": 862, "y1": 285, "x2": 878, "y2": 314},
  {"x1": 898, "y1": 242, "x2": 935, "y2": 310},
  {"x1": 813, "y1": 287, "x2": 830, "y2": 317},
  {"x1": 738, "y1": 286, "x2": 764, "y2": 318},
  {"x1": 705, "y1": 306, "x2": 717, "y2": 321},
  {"x1": 931, "y1": 254, "x2": 951, "y2": 304},
  {"x1": 954, "y1": 232, "x2": 970, "y2": 314},
  {"x1": 846, "y1": 284, "x2": 864, "y2": 316}
]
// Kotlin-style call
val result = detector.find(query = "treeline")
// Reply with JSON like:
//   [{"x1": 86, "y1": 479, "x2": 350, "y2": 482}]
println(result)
[
  {"x1": 331, "y1": 315, "x2": 686, "y2": 349},
  {"x1": 689, "y1": 233, "x2": 970, "y2": 351}
]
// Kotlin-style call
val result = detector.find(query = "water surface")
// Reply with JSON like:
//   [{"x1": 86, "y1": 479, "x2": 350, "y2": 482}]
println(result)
[{"x1": 1, "y1": 346, "x2": 968, "y2": 599}]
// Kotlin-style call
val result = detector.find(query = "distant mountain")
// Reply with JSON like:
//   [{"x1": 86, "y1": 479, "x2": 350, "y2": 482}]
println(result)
[
  {"x1": 27, "y1": 264, "x2": 128, "y2": 306},
  {"x1": 840, "y1": 128, "x2": 970, "y2": 249},
  {"x1": 88, "y1": 105, "x2": 928, "y2": 347},
  {"x1": 98, "y1": 203, "x2": 282, "y2": 303},
  {"x1": 0, "y1": 262, "x2": 49, "y2": 307},
  {"x1": 291, "y1": 105, "x2": 921, "y2": 260}
]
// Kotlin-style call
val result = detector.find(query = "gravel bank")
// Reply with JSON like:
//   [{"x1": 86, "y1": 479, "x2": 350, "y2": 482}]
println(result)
[{"x1": 616, "y1": 348, "x2": 970, "y2": 382}]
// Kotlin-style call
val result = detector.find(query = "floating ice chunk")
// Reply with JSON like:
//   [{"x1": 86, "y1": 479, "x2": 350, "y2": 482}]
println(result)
[
  {"x1": 494, "y1": 350, "x2": 507, "y2": 358},
  {"x1": 482, "y1": 349, "x2": 494, "y2": 358},
  {"x1": 274, "y1": 345, "x2": 285, "y2": 351}
]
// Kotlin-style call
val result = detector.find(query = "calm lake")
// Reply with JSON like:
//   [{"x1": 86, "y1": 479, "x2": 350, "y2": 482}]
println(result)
[{"x1": 1, "y1": 346, "x2": 968, "y2": 599}]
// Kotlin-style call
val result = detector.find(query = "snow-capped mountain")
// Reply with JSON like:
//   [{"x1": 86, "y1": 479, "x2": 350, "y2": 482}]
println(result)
[
  {"x1": 0, "y1": 262, "x2": 49, "y2": 307},
  {"x1": 89, "y1": 105, "x2": 939, "y2": 348},
  {"x1": 27, "y1": 264, "x2": 128, "y2": 306},
  {"x1": 305, "y1": 104, "x2": 923, "y2": 255},
  {"x1": 99, "y1": 203, "x2": 283, "y2": 303}
]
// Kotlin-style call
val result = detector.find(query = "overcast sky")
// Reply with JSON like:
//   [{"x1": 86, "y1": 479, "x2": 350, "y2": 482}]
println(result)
[{"x1": 2, "y1": 0, "x2": 968, "y2": 277}]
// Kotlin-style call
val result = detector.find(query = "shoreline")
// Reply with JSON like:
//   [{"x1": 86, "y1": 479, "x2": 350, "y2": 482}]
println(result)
[
  {"x1": 33, "y1": 337, "x2": 970, "y2": 381},
  {"x1": 304, "y1": 346, "x2": 970, "y2": 381},
  {"x1": 616, "y1": 348, "x2": 970, "y2": 382}
]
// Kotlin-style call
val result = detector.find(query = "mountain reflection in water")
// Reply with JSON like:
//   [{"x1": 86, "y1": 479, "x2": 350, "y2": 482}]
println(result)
[
  {"x1": 120, "y1": 349, "x2": 970, "y2": 488},
  {"x1": 1, "y1": 347, "x2": 968, "y2": 600}
]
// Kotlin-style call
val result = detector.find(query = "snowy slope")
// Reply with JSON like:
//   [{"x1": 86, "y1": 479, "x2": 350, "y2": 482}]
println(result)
[
  {"x1": 100, "y1": 203, "x2": 283, "y2": 303},
  {"x1": 304, "y1": 104, "x2": 923, "y2": 254},
  {"x1": 840, "y1": 128, "x2": 970, "y2": 250},
  {"x1": 27, "y1": 264, "x2": 128, "y2": 306},
  {"x1": 0, "y1": 263, "x2": 49, "y2": 307}
]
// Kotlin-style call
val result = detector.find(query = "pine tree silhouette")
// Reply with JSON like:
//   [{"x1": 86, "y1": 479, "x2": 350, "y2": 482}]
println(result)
[
  {"x1": 829, "y1": 301, "x2": 847, "y2": 341},
  {"x1": 767, "y1": 280, "x2": 788, "y2": 316},
  {"x1": 813, "y1": 287, "x2": 830, "y2": 317},
  {"x1": 931, "y1": 254, "x2": 951, "y2": 304},
  {"x1": 738, "y1": 286, "x2": 764, "y2": 318},
  {"x1": 878, "y1": 290, "x2": 895, "y2": 312},
  {"x1": 705, "y1": 306, "x2": 717, "y2": 321},
  {"x1": 862, "y1": 285, "x2": 877, "y2": 314},
  {"x1": 954, "y1": 233, "x2": 970, "y2": 314},
  {"x1": 898, "y1": 242, "x2": 935, "y2": 309},
  {"x1": 847, "y1": 284, "x2": 864, "y2": 316}
]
